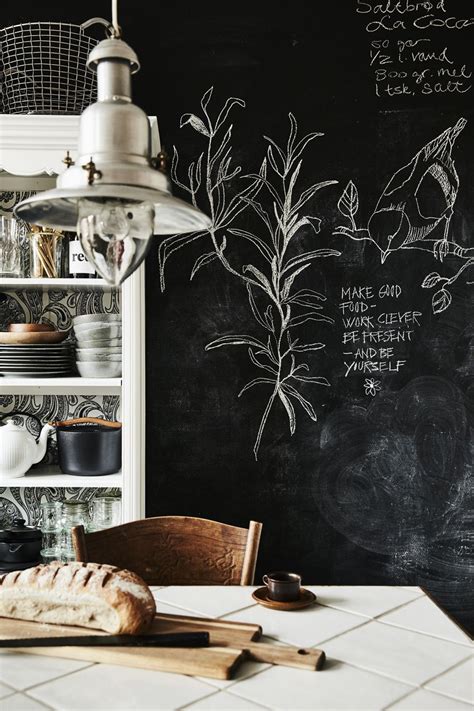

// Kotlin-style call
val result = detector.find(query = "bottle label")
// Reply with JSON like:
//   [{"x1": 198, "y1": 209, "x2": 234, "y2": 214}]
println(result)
[{"x1": 69, "y1": 240, "x2": 95, "y2": 275}]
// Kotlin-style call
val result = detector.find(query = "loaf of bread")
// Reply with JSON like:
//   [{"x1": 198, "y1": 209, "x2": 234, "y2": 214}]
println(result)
[{"x1": 0, "y1": 562, "x2": 156, "y2": 634}]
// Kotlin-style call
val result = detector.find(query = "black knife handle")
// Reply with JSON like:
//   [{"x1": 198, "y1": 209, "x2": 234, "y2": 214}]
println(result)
[
  {"x1": 0, "y1": 631, "x2": 210, "y2": 648},
  {"x1": 120, "y1": 632, "x2": 210, "y2": 647}
]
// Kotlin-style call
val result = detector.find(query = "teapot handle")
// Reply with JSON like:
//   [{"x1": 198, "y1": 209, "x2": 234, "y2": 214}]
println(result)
[{"x1": 0, "y1": 411, "x2": 44, "y2": 440}]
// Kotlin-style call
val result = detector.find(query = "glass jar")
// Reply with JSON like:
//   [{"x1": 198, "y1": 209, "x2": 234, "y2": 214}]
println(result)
[
  {"x1": 89, "y1": 496, "x2": 122, "y2": 531},
  {"x1": 0, "y1": 216, "x2": 22, "y2": 277},
  {"x1": 39, "y1": 501, "x2": 62, "y2": 560},
  {"x1": 58, "y1": 501, "x2": 91, "y2": 561},
  {"x1": 29, "y1": 225, "x2": 64, "y2": 278}
]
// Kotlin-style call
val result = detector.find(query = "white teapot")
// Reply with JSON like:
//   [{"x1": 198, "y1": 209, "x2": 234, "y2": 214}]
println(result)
[{"x1": 0, "y1": 415, "x2": 54, "y2": 479}]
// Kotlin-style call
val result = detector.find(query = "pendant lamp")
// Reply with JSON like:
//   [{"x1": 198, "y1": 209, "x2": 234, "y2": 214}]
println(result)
[{"x1": 14, "y1": 1, "x2": 211, "y2": 285}]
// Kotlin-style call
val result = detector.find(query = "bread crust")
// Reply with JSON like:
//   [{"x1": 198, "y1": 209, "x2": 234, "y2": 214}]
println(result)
[{"x1": 0, "y1": 562, "x2": 156, "y2": 634}]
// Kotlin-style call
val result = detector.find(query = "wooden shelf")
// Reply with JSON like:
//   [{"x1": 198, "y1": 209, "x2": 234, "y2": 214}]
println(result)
[
  {"x1": 0, "y1": 278, "x2": 117, "y2": 291},
  {"x1": 0, "y1": 377, "x2": 121, "y2": 395},
  {"x1": 0, "y1": 465, "x2": 122, "y2": 489}
]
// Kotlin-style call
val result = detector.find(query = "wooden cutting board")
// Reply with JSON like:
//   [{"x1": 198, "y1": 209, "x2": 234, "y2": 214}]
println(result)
[{"x1": 0, "y1": 613, "x2": 325, "y2": 679}]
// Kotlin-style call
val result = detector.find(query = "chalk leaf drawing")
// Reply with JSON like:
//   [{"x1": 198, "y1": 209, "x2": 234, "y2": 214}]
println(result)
[
  {"x1": 334, "y1": 118, "x2": 474, "y2": 314},
  {"x1": 159, "y1": 88, "x2": 340, "y2": 458}
]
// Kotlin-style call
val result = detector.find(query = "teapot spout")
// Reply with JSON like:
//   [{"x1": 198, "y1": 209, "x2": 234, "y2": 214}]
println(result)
[{"x1": 33, "y1": 424, "x2": 55, "y2": 464}]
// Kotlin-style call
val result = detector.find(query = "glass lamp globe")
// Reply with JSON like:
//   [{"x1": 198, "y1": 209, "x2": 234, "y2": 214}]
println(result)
[{"x1": 78, "y1": 199, "x2": 154, "y2": 284}]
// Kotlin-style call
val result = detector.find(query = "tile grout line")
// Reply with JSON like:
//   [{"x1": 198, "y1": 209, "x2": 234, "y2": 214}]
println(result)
[
  {"x1": 383, "y1": 685, "x2": 426, "y2": 710},
  {"x1": 153, "y1": 597, "x2": 261, "y2": 620},
  {"x1": 19, "y1": 661, "x2": 97, "y2": 693},
  {"x1": 308, "y1": 617, "x2": 373, "y2": 647},
  {"x1": 383, "y1": 683, "x2": 473, "y2": 710},
  {"x1": 317, "y1": 593, "x2": 425, "y2": 622},
  {"x1": 332, "y1": 613, "x2": 474, "y2": 649},
  {"x1": 373, "y1": 595, "x2": 435, "y2": 621},
  {"x1": 0, "y1": 681, "x2": 17, "y2": 699},
  {"x1": 178, "y1": 686, "x2": 272, "y2": 711},
  {"x1": 420, "y1": 655, "x2": 474, "y2": 704},
  {"x1": 225, "y1": 685, "x2": 274, "y2": 710},
  {"x1": 217, "y1": 603, "x2": 263, "y2": 619},
  {"x1": 315, "y1": 655, "x2": 420, "y2": 690},
  {"x1": 22, "y1": 688, "x2": 56, "y2": 710},
  {"x1": 178, "y1": 689, "x2": 223, "y2": 710},
  {"x1": 309, "y1": 647, "x2": 472, "y2": 692},
  {"x1": 377, "y1": 618, "x2": 473, "y2": 648}
]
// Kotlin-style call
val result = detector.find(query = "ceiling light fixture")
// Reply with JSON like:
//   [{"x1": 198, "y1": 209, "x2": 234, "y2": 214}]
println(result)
[{"x1": 14, "y1": 0, "x2": 211, "y2": 285}]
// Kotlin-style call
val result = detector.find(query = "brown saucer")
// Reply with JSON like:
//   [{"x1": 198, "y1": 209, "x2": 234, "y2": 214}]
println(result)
[{"x1": 252, "y1": 586, "x2": 317, "y2": 610}]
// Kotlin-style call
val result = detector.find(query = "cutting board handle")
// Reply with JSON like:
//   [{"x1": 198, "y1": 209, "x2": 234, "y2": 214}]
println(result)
[{"x1": 243, "y1": 642, "x2": 325, "y2": 670}]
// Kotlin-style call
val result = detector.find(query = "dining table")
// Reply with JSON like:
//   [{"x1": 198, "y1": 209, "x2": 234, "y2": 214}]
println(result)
[{"x1": 0, "y1": 585, "x2": 472, "y2": 710}]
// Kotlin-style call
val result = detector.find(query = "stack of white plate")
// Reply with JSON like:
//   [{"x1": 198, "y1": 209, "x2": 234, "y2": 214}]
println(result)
[
  {"x1": 73, "y1": 314, "x2": 122, "y2": 378},
  {"x1": 0, "y1": 342, "x2": 75, "y2": 378}
]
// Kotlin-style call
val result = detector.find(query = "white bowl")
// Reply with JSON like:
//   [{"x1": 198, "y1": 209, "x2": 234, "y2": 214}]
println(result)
[
  {"x1": 73, "y1": 313, "x2": 121, "y2": 325},
  {"x1": 76, "y1": 346, "x2": 122, "y2": 354},
  {"x1": 76, "y1": 361, "x2": 122, "y2": 378},
  {"x1": 76, "y1": 352, "x2": 122, "y2": 362},
  {"x1": 74, "y1": 323, "x2": 122, "y2": 340},
  {"x1": 77, "y1": 337, "x2": 122, "y2": 349}
]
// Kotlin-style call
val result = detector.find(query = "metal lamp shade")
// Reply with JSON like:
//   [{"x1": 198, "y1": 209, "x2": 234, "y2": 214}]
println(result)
[{"x1": 15, "y1": 186, "x2": 210, "y2": 235}]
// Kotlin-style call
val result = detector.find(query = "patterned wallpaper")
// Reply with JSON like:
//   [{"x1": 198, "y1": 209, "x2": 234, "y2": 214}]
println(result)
[{"x1": 0, "y1": 191, "x2": 122, "y2": 527}]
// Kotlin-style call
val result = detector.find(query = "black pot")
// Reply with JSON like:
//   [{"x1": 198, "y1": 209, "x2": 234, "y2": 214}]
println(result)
[
  {"x1": 53, "y1": 417, "x2": 122, "y2": 476},
  {"x1": 0, "y1": 518, "x2": 42, "y2": 563}
]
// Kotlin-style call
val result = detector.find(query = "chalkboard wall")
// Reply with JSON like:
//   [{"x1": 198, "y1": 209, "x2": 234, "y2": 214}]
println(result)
[{"x1": 3, "y1": 0, "x2": 472, "y2": 631}]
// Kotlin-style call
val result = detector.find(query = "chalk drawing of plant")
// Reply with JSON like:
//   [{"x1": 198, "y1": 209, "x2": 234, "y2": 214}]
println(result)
[
  {"x1": 334, "y1": 118, "x2": 474, "y2": 314},
  {"x1": 159, "y1": 87, "x2": 340, "y2": 458}
]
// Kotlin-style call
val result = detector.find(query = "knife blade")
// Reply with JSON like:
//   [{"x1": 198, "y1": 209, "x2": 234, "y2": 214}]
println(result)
[{"x1": 0, "y1": 631, "x2": 210, "y2": 648}]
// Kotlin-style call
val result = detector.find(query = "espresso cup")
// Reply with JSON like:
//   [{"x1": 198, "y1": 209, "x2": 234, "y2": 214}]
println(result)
[{"x1": 262, "y1": 571, "x2": 302, "y2": 602}]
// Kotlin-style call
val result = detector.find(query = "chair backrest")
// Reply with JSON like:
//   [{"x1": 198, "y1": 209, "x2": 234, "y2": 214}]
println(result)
[{"x1": 72, "y1": 516, "x2": 262, "y2": 585}]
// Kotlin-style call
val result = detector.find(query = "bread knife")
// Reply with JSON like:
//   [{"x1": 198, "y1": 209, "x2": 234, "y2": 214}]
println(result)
[{"x1": 0, "y1": 631, "x2": 210, "y2": 648}]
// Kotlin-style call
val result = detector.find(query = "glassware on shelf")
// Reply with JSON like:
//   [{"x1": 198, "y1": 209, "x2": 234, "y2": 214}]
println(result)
[
  {"x1": 58, "y1": 500, "x2": 91, "y2": 561},
  {"x1": 39, "y1": 501, "x2": 62, "y2": 561},
  {"x1": 0, "y1": 216, "x2": 23, "y2": 277},
  {"x1": 29, "y1": 225, "x2": 65, "y2": 278},
  {"x1": 89, "y1": 495, "x2": 122, "y2": 531}
]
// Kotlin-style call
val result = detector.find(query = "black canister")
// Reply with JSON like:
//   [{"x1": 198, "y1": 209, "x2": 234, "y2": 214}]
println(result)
[
  {"x1": 52, "y1": 417, "x2": 121, "y2": 476},
  {"x1": 0, "y1": 518, "x2": 42, "y2": 564}
]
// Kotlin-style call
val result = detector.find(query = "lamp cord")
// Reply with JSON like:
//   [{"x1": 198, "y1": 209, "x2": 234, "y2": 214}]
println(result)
[{"x1": 111, "y1": 0, "x2": 121, "y2": 38}]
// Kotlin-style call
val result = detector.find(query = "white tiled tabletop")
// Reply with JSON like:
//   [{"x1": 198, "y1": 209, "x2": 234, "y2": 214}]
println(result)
[{"x1": 0, "y1": 586, "x2": 472, "y2": 711}]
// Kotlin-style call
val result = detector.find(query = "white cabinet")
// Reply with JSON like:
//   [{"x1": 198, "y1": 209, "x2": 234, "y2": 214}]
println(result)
[{"x1": 0, "y1": 115, "x2": 151, "y2": 522}]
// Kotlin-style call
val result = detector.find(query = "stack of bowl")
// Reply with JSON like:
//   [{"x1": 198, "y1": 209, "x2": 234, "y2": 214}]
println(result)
[{"x1": 73, "y1": 314, "x2": 122, "y2": 378}]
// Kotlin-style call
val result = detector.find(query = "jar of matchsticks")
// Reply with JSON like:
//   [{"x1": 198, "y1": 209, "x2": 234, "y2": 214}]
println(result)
[{"x1": 29, "y1": 226, "x2": 65, "y2": 279}]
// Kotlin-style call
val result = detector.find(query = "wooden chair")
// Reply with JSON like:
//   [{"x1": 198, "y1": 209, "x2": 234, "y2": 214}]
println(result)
[{"x1": 72, "y1": 516, "x2": 263, "y2": 585}]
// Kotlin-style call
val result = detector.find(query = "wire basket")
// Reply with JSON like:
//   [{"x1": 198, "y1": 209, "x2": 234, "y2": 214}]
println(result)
[{"x1": 0, "y1": 19, "x2": 111, "y2": 115}]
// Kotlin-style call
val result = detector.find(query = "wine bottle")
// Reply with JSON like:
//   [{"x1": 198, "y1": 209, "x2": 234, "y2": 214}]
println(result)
[{"x1": 68, "y1": 234, "x2": 96, "y2": 278}]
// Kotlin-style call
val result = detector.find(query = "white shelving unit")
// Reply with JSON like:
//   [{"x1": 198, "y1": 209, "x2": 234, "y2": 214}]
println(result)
[
  {"x1": 0, "y1": 115, "x2": 151, "y2": 521},
  {"x1": 0, "y1": 277, "x2": 115, "y2": 291},
  {"x1": 0, "y1": 377, "x2": 122, "y2": 395},
  {"x1": 0, "y1": 466, "x2": 122, "y2": 489}
]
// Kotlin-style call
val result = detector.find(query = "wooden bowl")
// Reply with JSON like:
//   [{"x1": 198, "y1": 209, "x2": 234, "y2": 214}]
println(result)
[
  {"x1": 0, "y1": 331, "x2": 70, "y2": 344},
  {"x1": 8, "y1": 323, "x2": 55, "y2": 333}
]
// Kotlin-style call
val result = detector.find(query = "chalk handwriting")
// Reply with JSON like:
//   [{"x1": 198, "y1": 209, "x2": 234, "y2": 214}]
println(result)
[
  {"x1": 358, "y1": 1, "x2": 473, "y2": 98},
  {"x1": 340, "y1": 283, "x2": 418, "y2": 380}
]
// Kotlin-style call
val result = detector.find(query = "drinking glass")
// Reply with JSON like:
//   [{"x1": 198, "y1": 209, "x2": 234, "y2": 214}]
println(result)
[
  {"x1": 39, "y1": 501, "x2": 62, "y2": 560},
  {"x1": 90, "y1": 496, "x2": 122, "y2": 531},
  {"x1": 59, "y1": 501, "x2": 91, "y2": 561},
  {"x1": 0, "y1": 217, "x2": 22, "y2": 277},
  {"x1": 29, "y1": 226, "x2": 64, "y2": 278}
]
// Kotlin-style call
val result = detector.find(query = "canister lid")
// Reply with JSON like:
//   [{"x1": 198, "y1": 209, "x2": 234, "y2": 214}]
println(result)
[{"x1": 0, "y1": 517, "x2": 42, "y2": 542}]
